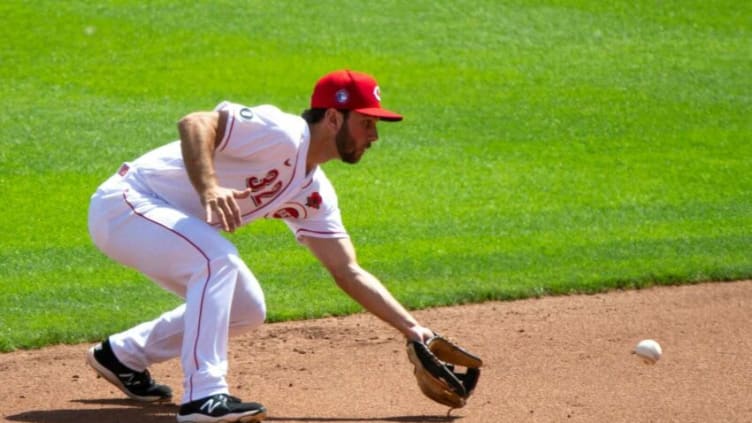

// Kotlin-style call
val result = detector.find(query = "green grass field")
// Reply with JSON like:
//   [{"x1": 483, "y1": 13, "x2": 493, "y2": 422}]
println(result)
[{"x1": 1, "y1": 1, "x2": 750, "y2": 352}]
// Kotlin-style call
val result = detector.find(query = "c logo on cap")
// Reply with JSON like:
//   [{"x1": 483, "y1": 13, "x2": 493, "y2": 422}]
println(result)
[
  {"x1": 335, "y1": 89, "x2": 349, "y2": 104},
  {"x1": 373, "y1": 86, "x2": 381, "y2": 102}
]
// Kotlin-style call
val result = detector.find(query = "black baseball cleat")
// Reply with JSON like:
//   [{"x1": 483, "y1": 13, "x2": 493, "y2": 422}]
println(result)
[
  {"x1": 177, "y1": 393, "x2": 267, "y2": 423},
  {"x1": 86, "y1": 338, "x2": 173, "y2": 402}
]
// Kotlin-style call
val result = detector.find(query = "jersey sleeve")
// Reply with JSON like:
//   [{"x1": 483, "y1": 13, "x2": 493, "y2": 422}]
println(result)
[
  {"x1": 267, "y1": 170, "x2": 349, "y2": 242},
  {"x1": 284, "y1": 205, "x2": 349, "y2": 242},
  {"x1": 212, "y1": 101, "x2": 302, "y2": 159}
]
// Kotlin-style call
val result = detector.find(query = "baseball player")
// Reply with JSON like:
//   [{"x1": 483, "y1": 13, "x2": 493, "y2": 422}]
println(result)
[{"x1": 85, "y1": 69, "x2": 435, "y2": 423}]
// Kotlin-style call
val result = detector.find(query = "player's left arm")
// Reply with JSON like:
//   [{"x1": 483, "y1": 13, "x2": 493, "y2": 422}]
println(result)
[{"x1": 301, "y1": 236, "x2": 433, "y2": 343}]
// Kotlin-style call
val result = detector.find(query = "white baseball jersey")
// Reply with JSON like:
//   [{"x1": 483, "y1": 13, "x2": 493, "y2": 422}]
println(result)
[
  {"x1": 89, "y1": 101, "x2": 349, "y2": 403},
  {"x1": 123, "y1": 101, "x2": 348, "y2": 241}
]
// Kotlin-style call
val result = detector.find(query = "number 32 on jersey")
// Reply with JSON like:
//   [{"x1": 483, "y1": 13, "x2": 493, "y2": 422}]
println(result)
[{"x1": 246, "y1": 169, "x2": 282, "y2": 207}]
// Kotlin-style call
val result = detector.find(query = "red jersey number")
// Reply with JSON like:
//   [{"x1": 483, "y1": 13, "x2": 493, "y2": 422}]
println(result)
[{"x1": 247, "y1": 170, "x2": 283, "y2": 206}]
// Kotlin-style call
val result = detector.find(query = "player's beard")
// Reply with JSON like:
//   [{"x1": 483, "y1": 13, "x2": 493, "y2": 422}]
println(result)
[{"x1": 336, "y1": 122, "x2": 364, "y2": 164}]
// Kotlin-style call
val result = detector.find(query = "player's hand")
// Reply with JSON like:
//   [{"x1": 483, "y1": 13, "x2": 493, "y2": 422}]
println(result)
[
  {"x1": 202, "y1": 186, "x2": 252, "y2": 232},
  {"x1": 405, "y1": 325, "x2": 435, "y2": 344}
]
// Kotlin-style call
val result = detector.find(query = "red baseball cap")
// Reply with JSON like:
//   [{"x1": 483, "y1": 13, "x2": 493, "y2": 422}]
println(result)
[{"x1": 310, "y1": 70, "x2": 403, "y2": 122}]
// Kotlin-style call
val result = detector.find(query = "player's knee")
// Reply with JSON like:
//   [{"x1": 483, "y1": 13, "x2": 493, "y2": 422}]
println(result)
[
  {"x1": 228, "y1": 255, "x2": 267, "y2": 333},
  {"x1": 245, "y1": 301, "x2": 267, "y2": 327},
  {"x1": 237, "y1": 289, "x2": 266, "y2": 328},
  {"x1": 230, "y1": 303, "x2": 266, "y2": 336},
  {"x1": 234, "y1": 290, "x2": 266, "y2": 328}
]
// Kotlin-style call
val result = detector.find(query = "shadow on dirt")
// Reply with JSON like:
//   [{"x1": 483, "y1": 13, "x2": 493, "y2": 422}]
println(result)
[
  {"x1": 5, "y1": 399, "x2": 176, "y2": 423},
  {"x1": 266, "y1": 416, "x2": 462, "y2": 422},
  {"x1": 6, "y1": 398, "x2": 461, "y2": 423}
]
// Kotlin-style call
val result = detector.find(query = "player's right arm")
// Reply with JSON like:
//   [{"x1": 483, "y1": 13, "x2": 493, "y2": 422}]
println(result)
[
  {"x1": 178, "y1": 110, "x2": 250, "y2": 232},
  {"x1": 301, "y1": 235, "x2": 434, "y2": 343}
]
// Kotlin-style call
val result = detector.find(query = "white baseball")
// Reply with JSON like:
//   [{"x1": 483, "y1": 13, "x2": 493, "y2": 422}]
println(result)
[{"x1": 634, "y1": 339, "x2": 662, "y2": 364}]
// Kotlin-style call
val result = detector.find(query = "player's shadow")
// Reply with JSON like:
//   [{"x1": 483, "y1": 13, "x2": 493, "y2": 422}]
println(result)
[
  {"x1": 266, "y1": 416, "x2": 461, "y2": 422},
  {"x1": 5, "y1": 399, "x2": 176, "y2": 423},
  {"x1": 6, "y1": 399, "x2": 461, "y2": 423}
]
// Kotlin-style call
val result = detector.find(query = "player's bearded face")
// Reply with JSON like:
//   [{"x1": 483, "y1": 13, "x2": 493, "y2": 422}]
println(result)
[{"x1": 336, "y1": 116, "x2": 364, "y2": 164}]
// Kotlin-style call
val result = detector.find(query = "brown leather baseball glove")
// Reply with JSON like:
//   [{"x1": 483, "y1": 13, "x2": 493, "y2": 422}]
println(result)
[{"x1": 406, "y1": 334, "x2": 483, "y2": 408}]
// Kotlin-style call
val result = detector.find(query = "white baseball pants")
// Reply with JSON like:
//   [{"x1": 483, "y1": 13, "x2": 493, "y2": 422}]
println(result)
[{"x1": 88, "y1": 172, "x2": 266, "y2": 404}]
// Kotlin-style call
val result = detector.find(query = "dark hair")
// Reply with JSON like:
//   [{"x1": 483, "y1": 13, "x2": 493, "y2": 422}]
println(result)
[{"x1": 301, "y1": 108, "x2": 350, "y2": 124}]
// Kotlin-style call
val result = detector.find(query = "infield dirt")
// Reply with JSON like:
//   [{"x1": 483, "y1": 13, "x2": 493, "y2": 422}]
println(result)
[{"x1": 2, "y1": 280, "x2": 751, "y2": 422}]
